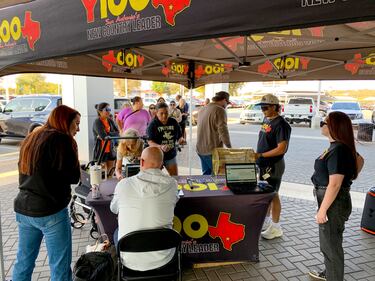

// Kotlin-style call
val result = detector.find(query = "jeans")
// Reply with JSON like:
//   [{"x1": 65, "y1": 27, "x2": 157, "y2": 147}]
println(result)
[
  {"x1": 198, "y1": 154, "x2": 212, "y2": 175},
  {"x1": 315, "y1": 188, "x2": 352, "y2": 281},
  {"x1": 13, "y1": 208, "x2": 72, "y2": 281}
]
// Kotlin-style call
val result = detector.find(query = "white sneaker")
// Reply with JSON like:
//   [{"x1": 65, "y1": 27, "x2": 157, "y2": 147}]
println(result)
[
  {"x1": 261, "y1": 224, "x2": 283, "y2": 240},
  {"x1": 261, "y1": 220, "x2": 271, "y2": 231}
]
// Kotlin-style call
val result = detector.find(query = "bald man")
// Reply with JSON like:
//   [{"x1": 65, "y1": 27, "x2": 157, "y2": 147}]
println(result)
[{"x1": 110, "y1": 147, "x2": 179, "y2": 271}]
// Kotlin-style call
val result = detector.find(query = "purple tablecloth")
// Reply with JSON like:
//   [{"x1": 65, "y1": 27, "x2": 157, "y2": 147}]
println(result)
[{"x1": 86, "y1": 175, "x2": 274, "y2": 263}]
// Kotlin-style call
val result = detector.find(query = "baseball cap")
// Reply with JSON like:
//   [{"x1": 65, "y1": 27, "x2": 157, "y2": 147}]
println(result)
[
  {"x1": 214, "y1": 91, "x2": 230, "y2": 102},
  {"x1": 258, "y1": 94, "x2": 279, "y2": 105}
]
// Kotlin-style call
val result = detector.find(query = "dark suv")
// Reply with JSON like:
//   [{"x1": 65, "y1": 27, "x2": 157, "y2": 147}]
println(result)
[{"x1": 0, "y1": 95, "x2": 62, "y2": 142}]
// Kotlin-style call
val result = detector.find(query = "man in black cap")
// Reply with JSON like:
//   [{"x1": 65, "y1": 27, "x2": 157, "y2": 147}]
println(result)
[
  {"x1": 255, "y1": 94, "x2": 291, "y2": 240},
  {"x1": 196, "y1": 91, "x2": 232, "y2": 175}
]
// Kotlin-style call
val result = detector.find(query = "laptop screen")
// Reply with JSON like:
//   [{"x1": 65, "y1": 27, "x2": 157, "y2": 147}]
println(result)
[{"x1": 225, "y1": 163, "x2": 257, "y2": 184}]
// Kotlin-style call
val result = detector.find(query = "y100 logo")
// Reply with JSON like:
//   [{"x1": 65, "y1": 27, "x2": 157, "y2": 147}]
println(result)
[
  {"x1": 0, "y1": 12, "x2": 40, "y2": 50},
  {"x1": 81, "y1": 0, "x2": 151, "y2": 22},
  {"x1": 0, "y1": 17, "x2": 21, "y2": 43}
]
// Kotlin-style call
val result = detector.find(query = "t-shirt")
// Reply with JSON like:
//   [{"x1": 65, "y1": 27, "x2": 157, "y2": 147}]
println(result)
[
  {"x1": 311, "y1": 142, "x2": 356, "y2": 188},
  {"x1": 146, "y1": 117, "x2": 182, "y2": 161},
  {"x1": 117, "y1": 107, "x2": 151, "y2": 136},
  {"x1": 256, "y1": 116, "x2": 291, "y2": 167}
]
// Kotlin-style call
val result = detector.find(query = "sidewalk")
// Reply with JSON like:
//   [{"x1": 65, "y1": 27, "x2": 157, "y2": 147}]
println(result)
[{"x1": 1, "y1": 170, "x2": 374, "y2": 281}]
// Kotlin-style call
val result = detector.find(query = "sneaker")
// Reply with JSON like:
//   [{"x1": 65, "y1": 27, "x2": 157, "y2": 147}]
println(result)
[
  {"x1": 261, "y1": 224, "x2": 283, "y2": 240},
  {"x1": 308, "y1": 270, "x2": 326, "y2": 281},
  {"x1": 261, "y1": 220, "x2": 271, "y2": 231}
]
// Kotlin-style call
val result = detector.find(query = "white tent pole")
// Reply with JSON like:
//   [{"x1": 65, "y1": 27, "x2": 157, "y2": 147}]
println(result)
[
  {"x1": 188, "y1": 87, "x2": 193, "y2": 176},
  {"x1": 316, "y1": 80, "x2": 322, "y2": 116},
  {"x1": 0, "y1": 201, "x2": 5, "y2": 281}
]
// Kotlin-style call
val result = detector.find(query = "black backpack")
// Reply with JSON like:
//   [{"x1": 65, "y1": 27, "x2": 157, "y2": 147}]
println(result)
[{"x1": 73, "y1": 251, "x2": 114, "y2": 281}]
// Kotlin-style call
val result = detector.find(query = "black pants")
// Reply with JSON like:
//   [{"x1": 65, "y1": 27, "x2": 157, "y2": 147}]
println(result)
[
  {"x1": 315, "y1": 188, "x2": 352, "y2": 281},
  {"x1": 259, "y1": 159, "x2": 285, "y2": 192}
]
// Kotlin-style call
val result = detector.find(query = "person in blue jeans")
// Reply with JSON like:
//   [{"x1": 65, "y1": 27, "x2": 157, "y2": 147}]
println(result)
[{"x1": 13, "y1": 105, "x2": 81, "y2": 281}]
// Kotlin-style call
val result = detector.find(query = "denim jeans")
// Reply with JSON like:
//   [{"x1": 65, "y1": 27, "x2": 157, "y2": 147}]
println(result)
[
  {"x1": 315, "y1": 188, "x2": 352, "y2": 281},
  {"x1": 198, "y1": 154, "x2": 212, "y2": 175},
  {"x1": 13, "y1": 208, "x2": 72, "y2": 281}
]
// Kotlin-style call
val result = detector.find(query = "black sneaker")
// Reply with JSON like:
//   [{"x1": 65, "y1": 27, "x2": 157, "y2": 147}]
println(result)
[{"x1": 308, "y1": 270, "x2": 326, "y2": 281}]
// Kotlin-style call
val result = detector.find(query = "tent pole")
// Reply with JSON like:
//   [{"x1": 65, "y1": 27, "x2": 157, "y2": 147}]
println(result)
[
  {"x1": 0, "y1": 201, "x2": 5, "y2": 281},
  {"x1": 187, "y1": 61, "x2": 195, "y2": 176},
  {"x1": 188, "y1": 86, "x2": 193, "y2": 175}
]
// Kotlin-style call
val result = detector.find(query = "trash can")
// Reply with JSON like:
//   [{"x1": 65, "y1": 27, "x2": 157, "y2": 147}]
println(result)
[
  {"x1": 357, "y1": 122, "x2": 373, "y2": 142},
  {"x1": 361, "y1": 187, "x2": 375, "y2": 235}
]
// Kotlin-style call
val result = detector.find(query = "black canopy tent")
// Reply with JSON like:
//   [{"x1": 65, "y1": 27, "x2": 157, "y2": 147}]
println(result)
[
  {"x1": 1, "y1": 0, "x2": 375, "y2": 87},
  {"x1": 1, "y1": 1, "x2": 375, "y2": 279}
]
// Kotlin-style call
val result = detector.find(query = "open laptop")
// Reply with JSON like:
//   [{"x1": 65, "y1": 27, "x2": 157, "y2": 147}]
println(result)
[{"x1": 225, "y1": 163, "x2": 257, "y2": 194}]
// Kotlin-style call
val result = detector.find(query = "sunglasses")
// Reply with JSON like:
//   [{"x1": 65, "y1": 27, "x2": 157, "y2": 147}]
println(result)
[
  {"x1": 320, "y1": 121, "x2": 327, "y2": 128},
  {"x1": 104, "y1": 107, "x2": 111, "y2": 112},
  {"x1": 261, "y1": 105, "x2": 270, "y2": 111},
  {"x1": 170, "y1": 103, "x2": 176, "y2": 106},
  {"x1": 149, "y1": 107, "x2": 156, "y2": 110}
]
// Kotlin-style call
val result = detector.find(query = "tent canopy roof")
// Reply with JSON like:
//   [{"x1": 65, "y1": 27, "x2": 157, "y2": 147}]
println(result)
[{"x1": 1, "y1": 0, "x2": 375, "y2": 87}]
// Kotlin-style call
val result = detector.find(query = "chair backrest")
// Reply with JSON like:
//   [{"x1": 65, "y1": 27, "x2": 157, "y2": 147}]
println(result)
[{"x1": 117, "y1": 228, "x2": 181, "y2": 255}]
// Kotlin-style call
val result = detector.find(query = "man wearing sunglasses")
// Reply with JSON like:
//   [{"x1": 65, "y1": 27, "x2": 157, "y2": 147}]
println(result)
[{"x1": 255, "y1": 94, "x2": 291, "y2": 240}]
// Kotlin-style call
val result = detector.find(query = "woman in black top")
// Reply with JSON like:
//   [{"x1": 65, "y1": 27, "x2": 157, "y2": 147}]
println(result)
[
  {"x1": 13, "y1": 105, "x2": 81, "y2": 281},
  {"x1": 309, "y1": 111, "x2": 364, "y2": 281},
  {"x1": 93, "y1": 102, "x2": 119, "y2": 176},
  {"x1": 147, "y1": 102, "x2": 184, "y2": 176}
]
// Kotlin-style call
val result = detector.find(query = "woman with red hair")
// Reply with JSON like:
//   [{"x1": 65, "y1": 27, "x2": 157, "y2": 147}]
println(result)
[
  {"x1": 13, "y1": 105, "x2": 81, "y2": 281},
  {"x1": 309, "y1": 111, "x2": 364, "y2": 281}
]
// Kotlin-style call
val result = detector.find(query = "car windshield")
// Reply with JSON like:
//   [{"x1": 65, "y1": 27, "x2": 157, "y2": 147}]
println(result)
[
  {"x1": 331, "y1": 103, "x2": 360, "y2": 110},
  {"x1": 245, "y1": 104, "x2": 261, "y2": 110},
  {"x1": 288, "y1": 99, "x2": 313, "y2": 105}
]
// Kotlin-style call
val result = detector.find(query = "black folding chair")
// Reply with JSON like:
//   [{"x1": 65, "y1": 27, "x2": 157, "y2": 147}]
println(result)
[{"x1": 117, "y1": 228, "x2": 182, "y2": 281}]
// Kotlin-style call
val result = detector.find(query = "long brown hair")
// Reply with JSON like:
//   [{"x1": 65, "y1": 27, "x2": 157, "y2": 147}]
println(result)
[
  {"x1": 326, "y1": 111, "x2": 358, "y2": 179},
  {"x1": 19, "y1": 105, "x2": 80, "y2": 175}
]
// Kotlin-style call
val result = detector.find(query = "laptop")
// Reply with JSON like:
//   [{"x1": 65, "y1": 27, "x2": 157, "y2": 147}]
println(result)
[
  {"x1": 225, "y1": 163, "x2": 258, "y2": 194},
  {"x1": 125, "y1": 163, "x2": 140, "y2": 178}
]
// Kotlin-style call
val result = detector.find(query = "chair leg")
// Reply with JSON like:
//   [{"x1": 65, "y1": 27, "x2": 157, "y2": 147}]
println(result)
[{"x1": 117, "y1": 258, "x2": 121, "y2": 281}]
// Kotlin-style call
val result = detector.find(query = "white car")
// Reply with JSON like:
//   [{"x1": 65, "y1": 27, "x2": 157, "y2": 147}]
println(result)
[
  {"x1": 328, "y1": 102, "x2": 365, "y2": 125},
  {"x1": 143, "y1": 98, "x2": 157, "y2": 108},
  {"x1": 240, "y1": 104, "x2": 264, "y2": 124}
]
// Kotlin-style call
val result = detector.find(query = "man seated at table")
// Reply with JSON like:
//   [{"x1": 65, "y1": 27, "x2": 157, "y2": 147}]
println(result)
[{"x1": 110, "y1": 146, "x2": 179, "y2": 271}]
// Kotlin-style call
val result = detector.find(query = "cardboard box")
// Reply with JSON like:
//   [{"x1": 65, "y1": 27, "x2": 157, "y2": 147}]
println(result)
[{"x1": 212, "y1": 148, "x2": 256, "y2": 175}]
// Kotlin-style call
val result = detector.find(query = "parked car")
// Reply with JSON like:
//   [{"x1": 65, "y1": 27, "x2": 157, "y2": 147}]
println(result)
[
  {"x1": 114, "y1": 97, "x2": 131, "y2": 119},
  {"x1": 282, "y1": 97, "x2": 316, "y2": 126},
  {"x1": 0, "y1": 95, "x2": 62, "y2": 142},
  {"x1": 143, "y1": 97, "x2": 157, "y2": 108},
  {"x1": 328, "y1": 101, "x2": 364, "y2": 125},
  {"x1": 240, "y1": 104, "x2": 264, "y2": 124}
]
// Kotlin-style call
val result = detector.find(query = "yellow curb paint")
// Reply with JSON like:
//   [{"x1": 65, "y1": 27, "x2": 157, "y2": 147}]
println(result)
[{"x1": 0, "y1": 170, "x2": 18, "y2": 178}]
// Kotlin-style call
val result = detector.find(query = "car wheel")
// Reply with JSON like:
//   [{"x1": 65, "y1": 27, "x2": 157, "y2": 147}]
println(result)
[
  {"x1": 240, "y1": 121, "x2": 245, "y2": 125},
  {"x1": 28, "y1": 125, "x2": 41, "y2": 134}
]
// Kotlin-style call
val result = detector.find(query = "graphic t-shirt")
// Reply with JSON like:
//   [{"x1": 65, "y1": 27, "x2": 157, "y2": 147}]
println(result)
[
  {"x1": 256, "y1": 116, "x2": 291, "y2": 167},
  {"x1": 146, "y1": 117, "x2": 182, "y2": 160},
  {"x1": 311, "y1": 142, "x2": 356, "y2": 188}
]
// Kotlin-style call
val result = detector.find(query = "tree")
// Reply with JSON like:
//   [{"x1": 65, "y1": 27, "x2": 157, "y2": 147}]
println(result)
[
  {"x1": 151, "y1": 82, "x2": 169, "y2": 94},
  {"x1": 113, "y1": 79, "x2": 141, "y2": 96},
  {"x1": 229, "y1": 82, "x2": 245, "y2": 96},
  {"x1": 15, "y1": 74, "x2": 59, "y2": 95}
]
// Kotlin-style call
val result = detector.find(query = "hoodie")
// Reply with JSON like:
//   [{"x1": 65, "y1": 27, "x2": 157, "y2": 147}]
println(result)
[{"x1": 110, "y1": 168, "x2": 179, "y2": 271}]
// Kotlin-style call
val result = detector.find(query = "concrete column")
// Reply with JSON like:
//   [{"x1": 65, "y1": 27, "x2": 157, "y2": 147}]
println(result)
[{"x1": 61, "y1": 75, "x2": 113, "y2": 162}]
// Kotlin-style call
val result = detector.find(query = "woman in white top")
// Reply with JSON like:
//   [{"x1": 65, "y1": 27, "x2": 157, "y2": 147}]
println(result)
[{"x1": 115, "y1": 128, "x2": 144, "y2": 180}]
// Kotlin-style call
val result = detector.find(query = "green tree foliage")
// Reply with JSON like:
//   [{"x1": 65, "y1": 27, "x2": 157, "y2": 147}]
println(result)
[
  {"x1": 151, "y1": 82, "x2": 182, "y2": 95},
  {"x1": 229, "y1": 82, "x2": 245, "y2": 96},
  {"x1": 15, "y1": 74, "x2": 58, "y2": 95},
  {"x1": 113, "y1": 79, "x2": 141, "y2": 96}
]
